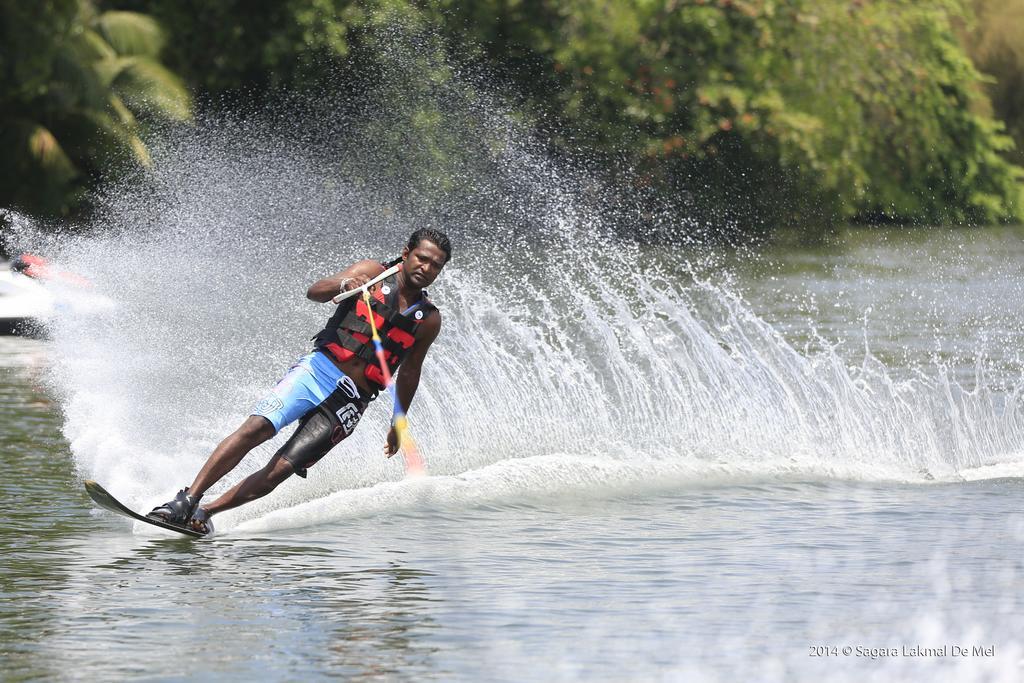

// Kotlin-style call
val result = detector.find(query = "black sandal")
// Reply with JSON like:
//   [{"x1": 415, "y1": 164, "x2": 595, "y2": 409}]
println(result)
[
  {"x1": 146, "y1": 488, "x2": 201, "y2": 526},
  {"x1": 189, "y1": 508, "x2": 214, "y2": 536}
]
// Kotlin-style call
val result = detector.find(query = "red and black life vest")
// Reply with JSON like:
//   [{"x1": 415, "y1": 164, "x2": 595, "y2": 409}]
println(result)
[{"x1": 314, "y1": 268, "x2": 436, "y2": 392}]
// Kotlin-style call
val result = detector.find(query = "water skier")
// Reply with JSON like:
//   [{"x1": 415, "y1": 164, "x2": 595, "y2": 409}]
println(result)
[{"x1": 147, "y1": 228, "x2": 450, "y2": 534}]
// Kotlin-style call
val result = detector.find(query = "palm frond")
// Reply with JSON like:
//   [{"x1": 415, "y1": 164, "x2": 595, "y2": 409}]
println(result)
[
  {"x1": 96, "y1": 11, "x2": 165, "y2": 58},
  {"x1": 75, "y1": 27, "x2": 117, "y2": 62},
  {"x1": 128, "y1": 134, "x2": 152, "y2": 167},
  {"x1": 112, "y1": 58, "x2": 193, "y2": 122},
  {"x1": 108, "y1": 92, "x2": 137, "y2": 127},
  {"x1": 0, "y1": 120, "x2": 81, "y2": 215},
  {"x1": 25, "y1": 123, "x2": 78, "y2": 179},
  {"x1": 92, "y1": 56, "x2": 132, "y2": 89},
  {"x1": 47, "y1": 108, "x2": 150, "y2": 171},
  {"x1": 51, "y1": 37, "x2": 112, "y2": 113}
]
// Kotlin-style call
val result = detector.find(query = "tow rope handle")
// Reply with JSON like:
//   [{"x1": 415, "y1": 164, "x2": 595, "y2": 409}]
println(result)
[
  {"x1": 331, "y1": 264, "x2": 402, "y2": 304},
  {"x1": 361, "y1": 287, "x2": 426, "y2": 476}
]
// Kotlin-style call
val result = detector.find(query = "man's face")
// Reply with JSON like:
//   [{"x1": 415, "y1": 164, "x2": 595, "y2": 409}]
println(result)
[{"x1": 403, "y1": 239, "x2": 448, "y2": 288}]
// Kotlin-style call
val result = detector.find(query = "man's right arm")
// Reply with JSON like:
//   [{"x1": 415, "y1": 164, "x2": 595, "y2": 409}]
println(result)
[{"x1": 306, "y1": 259, "x2": 386, "y2": 303}]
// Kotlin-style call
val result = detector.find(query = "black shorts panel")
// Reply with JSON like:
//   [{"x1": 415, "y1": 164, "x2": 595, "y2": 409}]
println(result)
[{"x1": 277, "y1": 386, "x2": 368, "y2": 477}]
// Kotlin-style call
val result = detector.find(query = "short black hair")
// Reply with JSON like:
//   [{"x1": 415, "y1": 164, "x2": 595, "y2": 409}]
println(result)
[{"x1": 408, "y1": 228, "x2": 452, "y2": 263}]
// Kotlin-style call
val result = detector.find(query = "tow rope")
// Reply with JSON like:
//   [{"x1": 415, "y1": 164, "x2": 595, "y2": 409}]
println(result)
[{"x1": 361, "y1": 287, "x2": 426, "y2": 476}]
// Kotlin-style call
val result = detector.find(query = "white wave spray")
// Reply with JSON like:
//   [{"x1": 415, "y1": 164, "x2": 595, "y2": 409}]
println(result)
[{"x1": 8, "y1": 29, "x2": 1024, "y2": 533}]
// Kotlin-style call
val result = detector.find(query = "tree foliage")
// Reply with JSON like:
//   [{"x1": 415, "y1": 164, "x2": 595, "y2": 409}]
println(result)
[
  {"x1": 963, "y1": 0, "x2": 1024, "y2": 167},
  {"x1": 0, "y1": 0, "x2": 191, "y2": 218},
  {"x1": 435, "y1": 0, "x2": 1023, "y2": 228},
  {"x1": 3, "y1": 0, "x2": 1022, "y2": 233},
  {"x1": 111, "y1": 0, "x2": 368, "y2": 101}
]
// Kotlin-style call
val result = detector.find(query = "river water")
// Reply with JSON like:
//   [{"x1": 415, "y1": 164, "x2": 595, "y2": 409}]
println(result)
[{"x1": 2, "y1": 224, "x2": 1022, "y2": 682}]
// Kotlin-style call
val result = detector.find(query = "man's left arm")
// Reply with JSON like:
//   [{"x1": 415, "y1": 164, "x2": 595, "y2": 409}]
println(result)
[{"x1": 385, "y1": 312, "x2": 442, "y2": 456}]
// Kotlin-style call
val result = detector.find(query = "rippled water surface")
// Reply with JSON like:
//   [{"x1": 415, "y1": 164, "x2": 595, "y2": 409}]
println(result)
[{"x1": 3, "y1": 227, "x2": 1024, "y2": 682}]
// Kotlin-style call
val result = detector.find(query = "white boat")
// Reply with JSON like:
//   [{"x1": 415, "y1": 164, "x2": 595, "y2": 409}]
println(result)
[{"x1": 0, "y1": 264, "x2": 55, "y2": 335}]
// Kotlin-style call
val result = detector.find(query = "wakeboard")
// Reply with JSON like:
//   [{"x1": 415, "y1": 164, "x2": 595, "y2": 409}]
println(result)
[{"x1": 83, "y1": 480, "x2": 205, "y2": 538}]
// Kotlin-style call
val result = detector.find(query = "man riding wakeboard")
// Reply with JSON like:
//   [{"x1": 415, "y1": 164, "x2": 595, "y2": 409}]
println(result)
[{"x1": 147, "y1": 228, "x2": 451, "y2": 534}]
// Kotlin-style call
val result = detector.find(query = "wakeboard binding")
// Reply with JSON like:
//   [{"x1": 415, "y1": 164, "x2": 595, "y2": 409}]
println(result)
[{"x1": 147, "y1": 487, "x2": 202, "y2": 526}]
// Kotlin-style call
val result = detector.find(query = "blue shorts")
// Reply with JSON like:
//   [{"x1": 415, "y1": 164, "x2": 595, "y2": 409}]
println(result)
[{"x1": 251, "y1": 351, "x2": 367, "y2": 434}]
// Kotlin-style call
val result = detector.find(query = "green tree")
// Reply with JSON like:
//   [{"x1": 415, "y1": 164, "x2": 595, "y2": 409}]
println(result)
[
  {"x1": 434, "y1": 0, "x2": 1023, "y2": 229},
  {"x1": 111, "y1": 0, "x2": 369, "y2": 102},
  {"x1": 0, "y1": 0, "x2": 191, "y2": 218},
  {"x1": 785, "y1": 1, "x2": 1022, "y2": 225},
  {"x1": 13, "y1": 0, "x2": 1020, "y2": 233},
  {"x1": 964, "y1": 0, "x2": 1024, "y2": 166}
]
